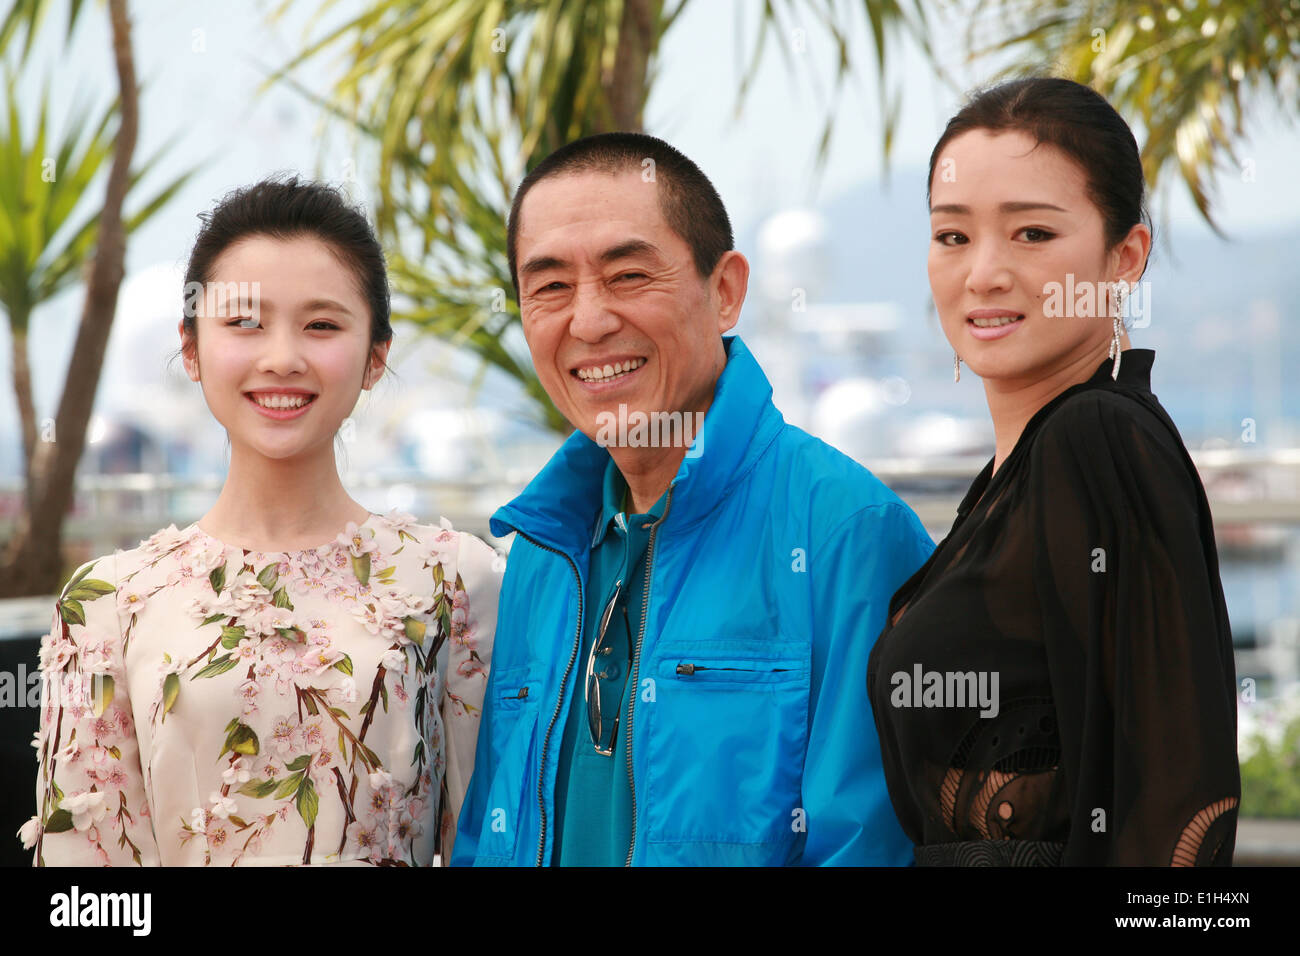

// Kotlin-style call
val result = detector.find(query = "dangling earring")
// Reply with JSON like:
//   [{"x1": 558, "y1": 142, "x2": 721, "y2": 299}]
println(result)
[
  {"x1": 953, "y1": 351, "x2": 961, "y2": 383},
  {"x1": 1109, "y1": 282, "x2": 1126, "y2": 380}
]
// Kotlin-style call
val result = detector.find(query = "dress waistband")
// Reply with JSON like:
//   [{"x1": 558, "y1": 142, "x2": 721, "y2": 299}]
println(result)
[{"x1": 914, "y1": 839, "x2": 1065, "y2": 867}]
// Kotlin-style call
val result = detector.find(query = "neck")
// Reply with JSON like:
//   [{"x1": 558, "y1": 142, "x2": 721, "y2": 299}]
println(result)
[
  {"x1": 605, "y1": 375, "x2": 720, "y2": 514},
  {"x1": 609, "y1": 444, "x2": 686, "y2": 515},
  {"x1": 199, "y1": 439, "x2": 368, "y2": 550},
  {"x1": 983, "y1": 332, "x2": 1130, "y2": 476}
]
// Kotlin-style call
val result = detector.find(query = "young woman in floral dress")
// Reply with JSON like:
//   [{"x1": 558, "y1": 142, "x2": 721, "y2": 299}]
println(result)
[{"x1": 22, "y1": 176, "x2": 499, "y2": 866}]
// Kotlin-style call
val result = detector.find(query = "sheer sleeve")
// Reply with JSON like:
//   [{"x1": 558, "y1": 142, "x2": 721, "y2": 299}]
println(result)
[
  {"x1": 27, "y1": 554, "x2": 161, "y2": 866},
  {"x1": 434, "y1": 530, "x2": 500, "y2": 864},
  {"x1": 1028, "y1": 391, "x2": 1240, "y2": 865}
]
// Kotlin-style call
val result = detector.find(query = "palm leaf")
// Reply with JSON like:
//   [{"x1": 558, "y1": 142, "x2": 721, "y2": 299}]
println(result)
[{"x1": 0, "y1": 79, "x2": 198, "y2": 325}]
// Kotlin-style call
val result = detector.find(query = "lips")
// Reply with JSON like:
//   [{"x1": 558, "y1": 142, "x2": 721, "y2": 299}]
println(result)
[{"x1": 965, "y1": 310, "x2": 1025, "y2": 341}]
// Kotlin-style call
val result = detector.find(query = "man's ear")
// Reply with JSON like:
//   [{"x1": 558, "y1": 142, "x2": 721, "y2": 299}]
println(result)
[
  {"x1": 711, "y1": 251, "x2": 749, "y2": 335},
  {"x1": 178, "y1": 320, "x2": 200, "y2": 382},
  {"x1": 363, "y1": 339, "x2": 392, "y2": 390}
]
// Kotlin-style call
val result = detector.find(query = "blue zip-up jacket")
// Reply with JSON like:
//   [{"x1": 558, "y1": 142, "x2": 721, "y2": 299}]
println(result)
[{"x1": 452, "y1": 335, "x2": 934, "y2": 865}]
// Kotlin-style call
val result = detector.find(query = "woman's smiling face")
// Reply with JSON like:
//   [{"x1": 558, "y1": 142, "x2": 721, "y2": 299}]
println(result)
[
  {"x1": 180, "y1": 234, "x2": 388, "y2": 462},
  {"x1": 928, "y1": 128, "x2": 1138, "y2": 385}
]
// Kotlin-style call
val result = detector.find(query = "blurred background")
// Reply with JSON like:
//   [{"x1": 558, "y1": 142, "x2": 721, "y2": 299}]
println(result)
[{"x1": 2, "y1": 0, "x2": 1299, "y2": 865}]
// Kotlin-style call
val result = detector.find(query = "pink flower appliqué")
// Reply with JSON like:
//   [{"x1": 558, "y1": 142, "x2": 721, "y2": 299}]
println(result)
[{"x1": 337, "y1": 522, "x2": 378, "y2": 558}]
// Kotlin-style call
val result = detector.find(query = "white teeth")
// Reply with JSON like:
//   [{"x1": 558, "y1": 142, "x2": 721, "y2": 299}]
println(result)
[
  {"x1": 252, "y1": 393, "x2": 311, "y2": 409},
  {"x1": 971, "y1": 315, "x2": 1023, "y2": 328},
  {"x1": 577, "y1": 357, "x2": 646, "y2": 382}
]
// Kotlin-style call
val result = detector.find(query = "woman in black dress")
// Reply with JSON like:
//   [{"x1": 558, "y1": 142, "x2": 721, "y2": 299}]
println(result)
[{"x1": 867, "y1": 77, "x2": 1240, "y2": 866}]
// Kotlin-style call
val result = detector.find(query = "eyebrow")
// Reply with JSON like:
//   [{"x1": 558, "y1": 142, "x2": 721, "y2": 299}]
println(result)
[
  {"x1": 598, "y1": 239, "x2": 659, "y2": 264},
  {"x1": 519, "y1": 239, "x2": 661, "y2": 279},
  {"x1": 212, "y1": 296, "x2": 356, "y2": 319},
  {"x1": 930, "y1": 201, "x2": 1069, "y2": 215},
  {"x1": 300, "y1": 297, "x2": 355, "y2": 317}
]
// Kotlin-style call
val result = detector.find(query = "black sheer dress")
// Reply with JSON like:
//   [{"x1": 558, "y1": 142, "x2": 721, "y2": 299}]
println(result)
[{"x1": 867, "y1": 349, "x2": 1240, "y2": 865}]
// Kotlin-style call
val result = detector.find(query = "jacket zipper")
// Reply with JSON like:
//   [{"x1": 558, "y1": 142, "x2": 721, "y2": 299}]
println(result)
[
  {"x1": 515, "y1": 531, "x2": 584, "y2": 868},
  {"x1": 624, "y1": 485, "x2": 674, "y2": 866}
]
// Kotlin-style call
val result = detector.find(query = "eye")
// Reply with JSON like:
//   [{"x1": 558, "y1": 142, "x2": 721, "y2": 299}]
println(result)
[
  {"x1": 227, "y1": 317, "x2": 260, "y2": 329},
  {"x1": 615, "y1": 271, "x2": 648, "y2": 281},
  {"x1": 1017, "y1": 227, "x2": 1056, "y2": 242},
  {"x1": 307, "y1": 320, "x2": 339, "y2": 330},
  {"x1": 934, "y1": 231, "x2": 967, "y2": 246}
]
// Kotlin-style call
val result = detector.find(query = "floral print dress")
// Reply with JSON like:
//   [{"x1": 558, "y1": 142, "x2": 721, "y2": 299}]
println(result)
[{"x1": 23, "y1": 510, "x2": 499, "y2": 866}]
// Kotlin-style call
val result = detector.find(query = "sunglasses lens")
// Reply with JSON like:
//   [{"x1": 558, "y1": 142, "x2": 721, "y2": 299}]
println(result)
[
  {"x1": 587, "y1": 669, "x2": 603, "y2": 747},
  {"x1": 586, "y1": 585, "x2": 632, "y2": 754}
]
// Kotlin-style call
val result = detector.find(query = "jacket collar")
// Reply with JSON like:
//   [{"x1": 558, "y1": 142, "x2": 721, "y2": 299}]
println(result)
[{"x1": 490, "y1": 335, "x2": 783, "y2": 556}]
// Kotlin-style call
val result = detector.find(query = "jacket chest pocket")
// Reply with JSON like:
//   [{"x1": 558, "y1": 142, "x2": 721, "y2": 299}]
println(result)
[{"x1": 640, "y1": 643, "x2": 810, "y2": 855}]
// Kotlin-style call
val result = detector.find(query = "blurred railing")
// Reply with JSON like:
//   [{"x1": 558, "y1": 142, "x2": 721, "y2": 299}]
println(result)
[{"x1": 3, "y1": 446, "x2": 1300, "y2": 543}]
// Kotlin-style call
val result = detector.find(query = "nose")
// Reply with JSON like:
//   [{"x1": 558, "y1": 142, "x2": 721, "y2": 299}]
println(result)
[
  {"x1": 256, "y1": 324, "x2": 309, "y2": 377},
  {"x1": 568, "y1": 277, "x2": 622, "y2": 343},
  {"x1": 964, "y1": 238, "x2": 1014, "y2": 297}
]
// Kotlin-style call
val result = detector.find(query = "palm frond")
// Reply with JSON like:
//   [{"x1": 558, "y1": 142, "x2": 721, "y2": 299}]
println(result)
[{"x1": 966, "y1": 0, "x2": 1300, "y2": 235}]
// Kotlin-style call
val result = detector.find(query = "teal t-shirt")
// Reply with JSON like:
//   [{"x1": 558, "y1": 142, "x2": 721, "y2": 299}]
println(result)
[{"x1": 550, "y1": 458, "x2": 667, "y2": 866}]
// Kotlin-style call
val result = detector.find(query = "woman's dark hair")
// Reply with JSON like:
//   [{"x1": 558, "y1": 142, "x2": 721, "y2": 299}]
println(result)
[
  {"x1": 928, "y1": 77, "x2": 1151, "y2": 257},
  {"x1": 180, "y1": 175, "x2": 393, "y2": 367}
]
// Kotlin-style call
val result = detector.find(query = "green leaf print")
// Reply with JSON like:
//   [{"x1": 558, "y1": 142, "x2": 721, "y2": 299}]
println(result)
[
  {"x1": 91, "y1": 676, "x2": 115, "y2": 717},
  {"x1": 404, "y1": 616, "x2": 426, "y2": 646},
  {"x1": 351, "y1": 553, "x2": 371, "y2": 587},
  {"x1": 237, "y1": 778, "x2": 280, "y2": 799},
  {"x1": 59, "y1": 600, "x2": 85, "y2": 627},
  {"x1": 65, "y1": 579, "x2": 115, "y2": 601},
  {"x1": 162, "y1": 673, "x2": 180, "y2": 719},
  {"x1": 274, "y1": 773, "x2": 303, "y2": 800},
  {"x1": 192, "y1": 654, "x2": 238, "y2": 680},
  {"x1": 60, "y1": 561, "x2": 94, "y2": 598},
  {"x1": 297, "y1": 777, "x2": 319, "y2": 829},
  {"x1": 220, "y1": 722, "x2": 260, "y2": 758},
  {"x1": 44, "y1": 809, "x2": 74, "y2": 833},
  {"x1": 256, "y1": 563, "x2": 279, "y2": 591}
]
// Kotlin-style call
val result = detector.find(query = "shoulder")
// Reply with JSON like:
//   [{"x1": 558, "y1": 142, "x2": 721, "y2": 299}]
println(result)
[
  {"x1": 60, "y1": 523, "x2": 189, "y2": 596},
  {"x1": 55, "y1": 522, "x2": 211, "y2": 627},
  {"x1": 45, "y1": 549, "x2": 124, "y2": 667},
  {"x1": 369, "y1": 510, "x2": 500, "y2": 586},
  {"x1": 767, "y1": 421, "x2": 924, "y2": 538},
  {"x1": 57, "y1": 551, "x2": 118, "y2": 600},
  {"x1": 1032, "y1": 386, "x2": 1193, "y2": 482},
  {"x1": 1027, "y1": 386, "x2": 1203, "y2": 525}
]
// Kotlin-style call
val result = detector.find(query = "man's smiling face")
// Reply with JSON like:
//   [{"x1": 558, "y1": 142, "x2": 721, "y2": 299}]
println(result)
[{"x1": 514, "y1": 169, "x2": 738, "y2": 441}]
